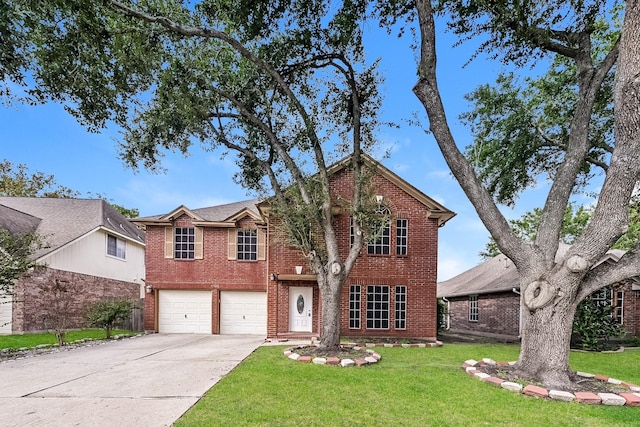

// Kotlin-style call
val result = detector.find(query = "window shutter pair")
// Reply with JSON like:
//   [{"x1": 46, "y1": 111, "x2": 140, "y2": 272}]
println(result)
[
  {"x1": 164, "y1": 226, "x2": 203, "y2": 259},
  {"x1": 227, "y1": 228, "x2": 266, "y2": 260}
]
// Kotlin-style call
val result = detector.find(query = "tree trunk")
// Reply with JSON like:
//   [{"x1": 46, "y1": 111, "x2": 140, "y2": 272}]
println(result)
[
  {"x1": 515, "y1": 298, "x2": 577, "y2": 390},
  {"x1": 317, "y1": 273, "x2": 343, "y2": 350}
]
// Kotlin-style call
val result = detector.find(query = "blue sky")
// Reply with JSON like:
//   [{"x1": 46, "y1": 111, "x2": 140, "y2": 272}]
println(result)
[{"x1": 0, "y1": 17, "x2": 591, "y2": 281}]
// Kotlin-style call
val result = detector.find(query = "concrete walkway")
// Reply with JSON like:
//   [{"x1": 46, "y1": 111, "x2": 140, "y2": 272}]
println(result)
[{"x1": 0, "y1": 334, "x2": 263, "y2": 427}]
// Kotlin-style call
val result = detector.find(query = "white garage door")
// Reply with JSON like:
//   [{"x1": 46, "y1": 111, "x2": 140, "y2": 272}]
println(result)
[
  {"x1": 0, "y1": 294, "x2": 12, "y2": 335},
  {"x1": 220, "y1": 291, "x2": 267, "y2": 335},
  {"x1": 158, "y1": 290, "x2": 212, "y2": 333}
]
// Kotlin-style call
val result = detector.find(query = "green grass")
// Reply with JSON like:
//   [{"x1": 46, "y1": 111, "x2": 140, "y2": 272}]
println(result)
[
  {"x1": 0, "y1": 329, "x2": 137, "y2": 350},
  {"x1": 176, "y1": 344, "x2": 640, "y2": 427}
]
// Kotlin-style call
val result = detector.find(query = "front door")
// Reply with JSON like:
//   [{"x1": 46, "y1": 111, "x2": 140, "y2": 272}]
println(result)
[{"x1": 289, "y1": 287, "x2": 313, "y2": 332}]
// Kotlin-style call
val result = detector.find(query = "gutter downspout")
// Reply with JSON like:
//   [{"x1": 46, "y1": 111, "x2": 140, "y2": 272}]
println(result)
[
  {"x1": 512, "y1": 288, "x2": 521, "y2": 338},
  {"x1": 441, "y1": 297, "x2": 450, "y2": 330}
]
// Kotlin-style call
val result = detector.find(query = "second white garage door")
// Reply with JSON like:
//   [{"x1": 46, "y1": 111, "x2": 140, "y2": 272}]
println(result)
[
  {"x1": 158, "y1": 290, "x2": 212, "y2": 333},
  {"x1": 220, "y1": 291, "x2": 267, "y2": 335}
]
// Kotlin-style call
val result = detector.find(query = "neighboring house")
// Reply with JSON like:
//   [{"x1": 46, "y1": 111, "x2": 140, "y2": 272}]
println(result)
[
  {"x1": 133, "y1": 156, "x2": 455, "y2": 340},
  {"x1": 437, "y1": 247, "x2": 640, "y2": 339},
  {"x1": 0, "y1": 197, "x2": 146, "y2": 334}
]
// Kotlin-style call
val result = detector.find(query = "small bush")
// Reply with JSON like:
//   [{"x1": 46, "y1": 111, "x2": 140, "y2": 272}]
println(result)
[{"x1": 86, "y1": 299, "x2": 139, "y2": 339}]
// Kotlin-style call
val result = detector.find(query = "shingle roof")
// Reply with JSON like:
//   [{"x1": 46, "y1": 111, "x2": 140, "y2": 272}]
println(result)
[
  {"x1": 0, "y1": 204, "x2": 41, "y2": 235},
  {"x1": 0, "y1": 197, "x2": 145, "y2": 260},
  {"x1": 437, "y1": 244, "x2": 629, "y2": 298},
  {"x1": 135, "y1": 199, "x2": 261, "y2": 223},
  {"x1": 437, "y1": 253, "x2": 521, "y2": 298}
]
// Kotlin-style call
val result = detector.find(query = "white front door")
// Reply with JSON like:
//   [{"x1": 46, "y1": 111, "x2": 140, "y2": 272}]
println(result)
[{"x1": 289, "y1": 287, "x2": 313, "y2": 332}]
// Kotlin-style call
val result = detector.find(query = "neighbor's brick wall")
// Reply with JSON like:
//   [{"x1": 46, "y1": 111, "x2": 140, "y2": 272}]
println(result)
[
  {"x1": 144, "y1": 214, "x2": 267, "y2": 332},
  {"x1": 447, "y1": 292, "x2": 521, "y2": 337},
  {"x1": 622, "y1": 282, "x2": 640, "y2": 337},
  {"x1": 268, "y1": 168, "x2": 441, "y2": 340},
  {"x1": 12, "y1": 266, "x2": 140, "y2": 333}
]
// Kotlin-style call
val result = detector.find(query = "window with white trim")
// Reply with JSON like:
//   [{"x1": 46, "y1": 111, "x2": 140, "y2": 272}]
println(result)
[
  {"x1": 107, "y1": 234, "x2": 126, "y2": 259},
  {"x1": 237, "y1": 229, "x2": 257, "y2": 261},
  {"x1": 174, "y1": 227, "x2": 195, "y2": 259},
  {"x1": 368, "y1": 205, "x2": 390, "y2": 255},
  {"x1": 396, "y1": 218, "x2": 408, "y2": 256},
  {"x1": 592, "y1": 287, "x2": 624, "y2": 324},
  {"x1": 395, "y1": 285, "x2": 406, "y2": 329},
  {"x1": 469, "y1": 295, "x2": 478, "y2": 322},
  {"x1": 615, "y1": 289, "x2": 624, "y2": 324},
  {"x1": 349, "y1": 285, "x2": 361, "y2": 329},
  {"x1": 366, "y1": 285, "x2": 389, "y2": 329}
]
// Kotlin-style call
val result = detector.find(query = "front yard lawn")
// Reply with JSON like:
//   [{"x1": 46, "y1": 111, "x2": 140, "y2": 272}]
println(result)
[
  {"x1": 176, "y1": 343, "x2": 640, "y2": 426},
  {"x1": 0, "y1": 329, "x2": 137, "y2": 350}
]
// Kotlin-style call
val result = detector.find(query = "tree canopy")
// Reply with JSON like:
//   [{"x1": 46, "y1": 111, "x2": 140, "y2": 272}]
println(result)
[{"x1": 0, "y1": 0, "x2": 390, "y2": 349}]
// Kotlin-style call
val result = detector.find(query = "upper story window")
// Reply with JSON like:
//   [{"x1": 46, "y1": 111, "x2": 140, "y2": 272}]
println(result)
[
  {"x1": 164, "y1": 226, "x2": 203, "y2": 260},
  {"x1": 174, "y1": 227, "x2": 195, "y2": 259},
  {"x1": 368, "y1": 205, "x2": 390, "y2": 255},
  {"x1": 107, "y1": 234, "x2": 126, "y2": 259},
  {"x1": 237, "y1": 229, "x2": 257, "y2": 261},
  {"x1": 227, "y1": 228, "x2": 266, "y2": 261},
  {"x1": 396, "y1": 218, "x2": 408, "y2": 256}
]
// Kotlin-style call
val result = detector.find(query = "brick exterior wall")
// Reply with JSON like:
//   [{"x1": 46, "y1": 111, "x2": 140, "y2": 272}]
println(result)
[
  {"x1": 446, "y1": 283, "x2": 640, "y2": 339},
  {"x1": 144, "y1": 214, "x2": 267, "y2": 332},
  {"x1": 621, "y1": 282, "x2": 640, "y2": 337},
  {"x1": 12, "y1": 266, "x2": 140, "y2": 333},
  {"x1": 447, "y1": 292, "x2": 521, "y2": 338},
  {"x1": 267, "y1": 168, "x2": 440, "y2": 340}
]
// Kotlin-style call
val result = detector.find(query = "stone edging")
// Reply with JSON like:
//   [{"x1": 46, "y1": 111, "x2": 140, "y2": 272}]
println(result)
[
  {"x1": 284, "y1": 345, "x2": 382, "y2": 367},
  {"x1": 352, "y1": 340, "x2": 443, "y2": 349},
  {"x1": 284, "y1": 341, "x2": 443, "y2": 367},
  {"x1": 463, "y1": 358, "x2": 640, "y2": 406},
  {"x1": 0, "y1": 334, "x2": 142, "y2": 362}
]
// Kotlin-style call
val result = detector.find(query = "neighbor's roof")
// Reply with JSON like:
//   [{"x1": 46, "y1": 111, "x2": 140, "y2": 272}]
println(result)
[
  {"x1": 0, "y1": 197, "x2": 145, "y2": 260},
  {"x1": 437, "y1": 244, "x2": 629, "y2": 298},
  {"x1": 0, "y1": 204, "x2": 41, "y2": 236},
  {"x1": 437, "y1": 253, "x2": 521, "y2": 298}
]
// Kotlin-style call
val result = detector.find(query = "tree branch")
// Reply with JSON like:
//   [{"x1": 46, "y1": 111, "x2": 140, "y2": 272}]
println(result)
[{"x1": 413, "y1": 0, "x2": 531, "y2": 265}]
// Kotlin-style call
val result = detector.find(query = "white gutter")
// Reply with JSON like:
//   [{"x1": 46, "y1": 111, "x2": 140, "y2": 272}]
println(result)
[{"x1": 512, "y1": 288, "x2": 522, "y2": 338}]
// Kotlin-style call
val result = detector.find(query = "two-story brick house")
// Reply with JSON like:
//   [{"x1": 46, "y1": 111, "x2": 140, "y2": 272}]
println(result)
[{"x1": 134, "y1": 157, "x2": 455, "y2": 340}]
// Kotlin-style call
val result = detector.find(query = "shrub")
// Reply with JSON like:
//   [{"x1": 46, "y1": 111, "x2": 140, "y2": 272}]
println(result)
[{"x1": 86, "y1": 299, "x2": 139, "y2": 338}]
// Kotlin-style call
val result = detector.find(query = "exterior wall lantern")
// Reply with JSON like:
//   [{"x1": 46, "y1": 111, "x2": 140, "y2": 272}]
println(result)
[{"x1": 145, "y1": 284, "x2": 153, "y2": 294}]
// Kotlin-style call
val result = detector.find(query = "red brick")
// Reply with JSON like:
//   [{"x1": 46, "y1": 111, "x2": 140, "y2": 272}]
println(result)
[
  {"x1": 523, "y1": 385, "x2": 548, "y2": 398},
  {"x1": 620, "y1": 393, "x2": 640, "y2": 406},
  {"x1": 594, "y1": 374, "x2": 609, "y2": 382},
  {"x1": 574, "y1": 392, "x2": 601, "y2": 404},
  {"x1": 326, "y1": 357, "x2": 340, "y2": 365},
  {"x1": 355, "y1": 359, "x2": 368, "y2": 366},
  {"x1": 483, "y1": 377, "x2": 505, "y2": 386}
]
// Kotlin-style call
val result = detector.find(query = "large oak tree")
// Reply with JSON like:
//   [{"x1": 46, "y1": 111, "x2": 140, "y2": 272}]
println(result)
[{"x1": 411, "y1": 0, "x2": 640, "y2": 388}]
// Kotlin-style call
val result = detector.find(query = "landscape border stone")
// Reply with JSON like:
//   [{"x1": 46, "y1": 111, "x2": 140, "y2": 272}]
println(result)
[
  {"x1": 283, "y1": 340, "x2": 443, "y2": 367},
  {"x1": 463, "y1": 358, "x2": 640, "y2": 406}
]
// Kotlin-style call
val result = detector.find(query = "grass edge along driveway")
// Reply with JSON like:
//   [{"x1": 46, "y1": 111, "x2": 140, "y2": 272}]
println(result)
[{"x1": 176, "y1": 343, "x2": 640, "y2": 427}]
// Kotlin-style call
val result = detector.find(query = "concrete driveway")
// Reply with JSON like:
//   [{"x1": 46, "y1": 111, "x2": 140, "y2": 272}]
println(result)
[{"x1": 0, "y1": 334, "x2": 264, "y2": 427}]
